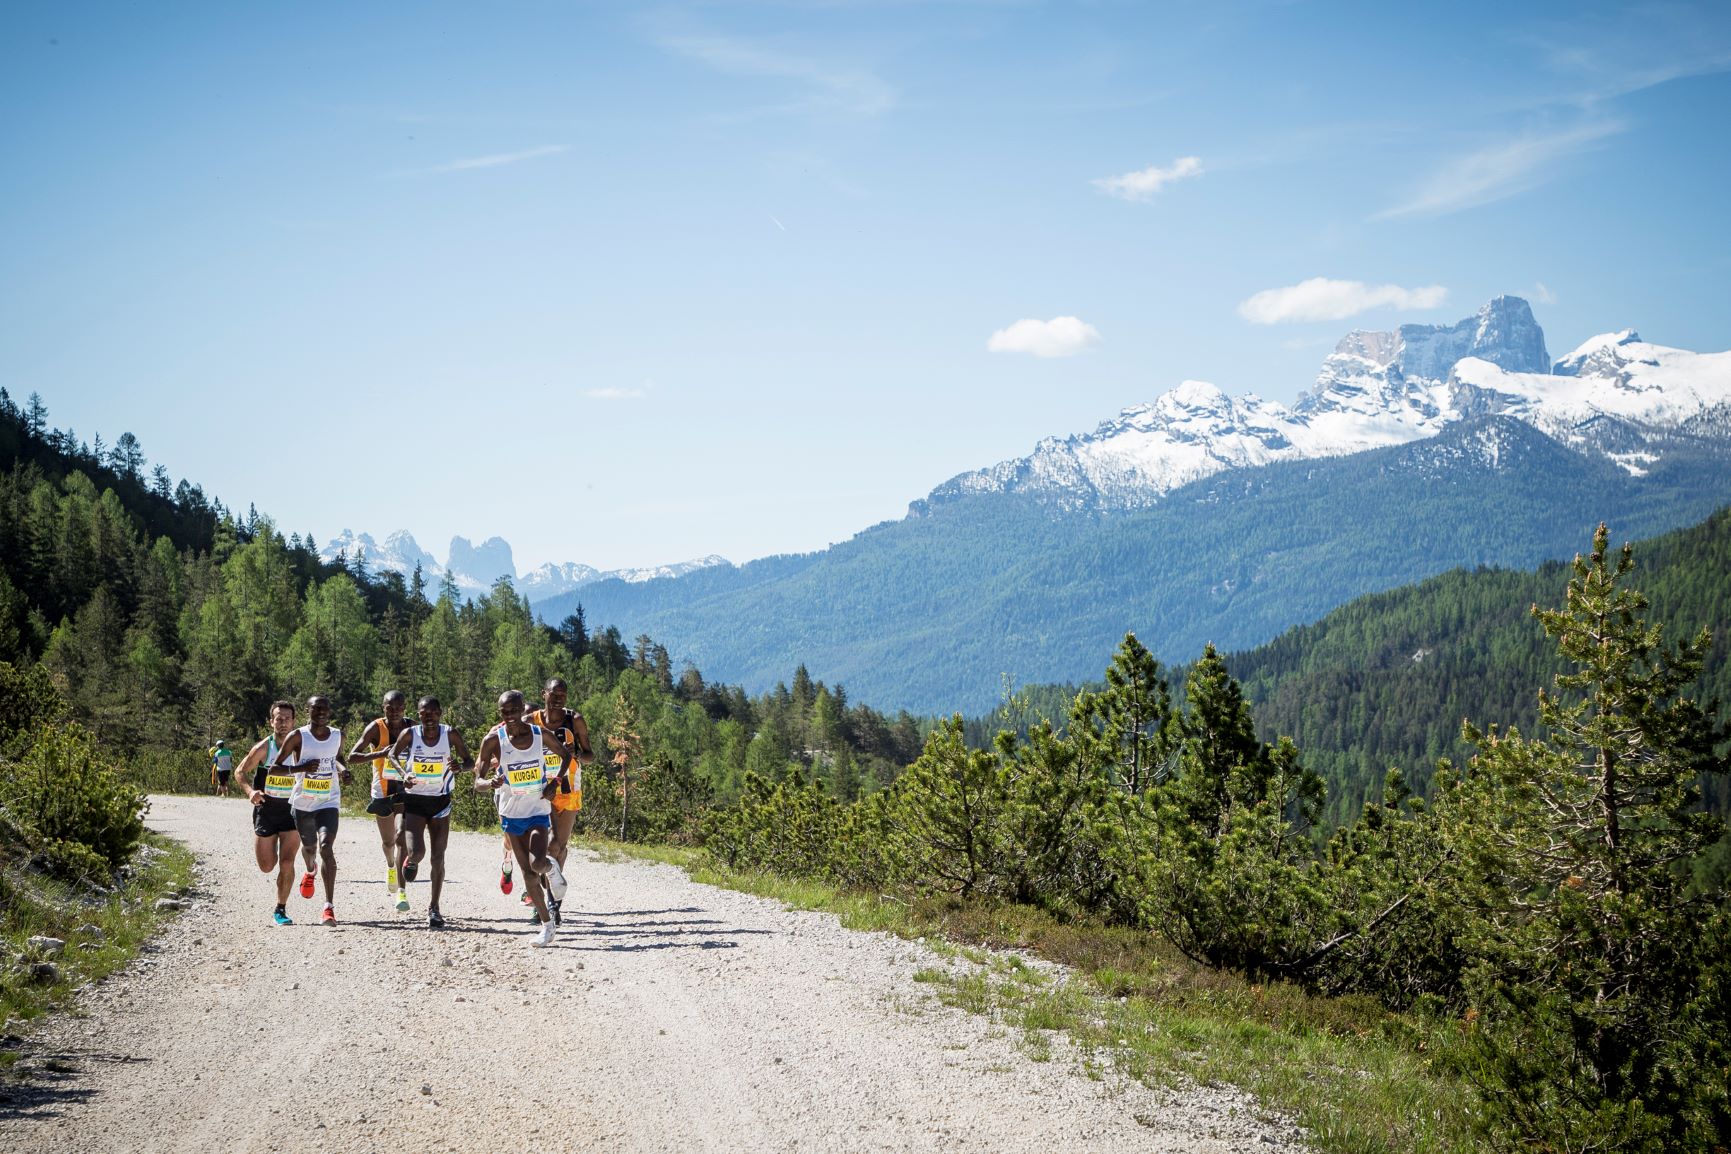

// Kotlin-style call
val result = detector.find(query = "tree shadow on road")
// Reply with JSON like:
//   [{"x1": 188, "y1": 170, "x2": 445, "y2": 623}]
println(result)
[
  {"x1": 0, "y1": 1048, "x2": 145, "y2": 1122},
  {"x1": 454, "y1": 910, "x2": 774, "y2": 951}
]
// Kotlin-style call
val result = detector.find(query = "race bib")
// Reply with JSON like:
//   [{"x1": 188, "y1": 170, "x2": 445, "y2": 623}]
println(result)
[
  {"x1": 505, "y1": 763, "x2": 544, "y2": 792},
  {"x1": 301, "y1": 776, "x2": 333, "y2": 795},
  {"x1": 263, "y1": 774, "x2": 295, "y2": 798},
  {"x1": 381, "y1": 758, "x2": 404, "y2": 782},
  {"x1": 411, "y1": 758, "x2": 445, "y2": 784}
]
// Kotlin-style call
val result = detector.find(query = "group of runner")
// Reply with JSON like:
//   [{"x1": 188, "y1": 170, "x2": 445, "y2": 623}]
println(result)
[{"x1": 231, "y1": 679, "x2": 595, "y2": 948}]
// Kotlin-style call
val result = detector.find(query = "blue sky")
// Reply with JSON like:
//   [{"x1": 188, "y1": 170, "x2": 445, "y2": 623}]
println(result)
[{"x1": 4, "y1": 1, "x2": 1729, "y2": 572}]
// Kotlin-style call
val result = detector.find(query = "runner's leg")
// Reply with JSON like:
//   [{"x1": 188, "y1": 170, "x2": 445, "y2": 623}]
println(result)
[
  {"x1": 506, "y1": 833, "x2": 549, "y2": 922},
  {"x1": 428, "y1": 816, "x2": 449, "y2": 913},
  {"x1": 317, "y1": 814, "x2": 338, "y2": 905},
  {"x1": 549, "y1": 808, "x2": 577, "y2": 871},
  {"x1": 275, "y1": 831, "x2": 301, "y2": 906}
]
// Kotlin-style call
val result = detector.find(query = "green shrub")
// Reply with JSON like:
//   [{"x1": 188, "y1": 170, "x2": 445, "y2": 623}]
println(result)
[{"x1": 0, "y1": 722, "x2": 146, "y2": 875}]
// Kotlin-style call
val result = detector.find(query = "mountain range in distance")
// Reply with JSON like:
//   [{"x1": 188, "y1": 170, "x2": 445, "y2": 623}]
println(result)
[
  {"x1": 323, "y1": 296, "x2": 1731, "y2": 716},
  {"x1": 317, "y1": 529, "x2": 727, "y2": 602},
  {"x1": 528, "y1": 295, "x2": 1731, "y2": 715}
]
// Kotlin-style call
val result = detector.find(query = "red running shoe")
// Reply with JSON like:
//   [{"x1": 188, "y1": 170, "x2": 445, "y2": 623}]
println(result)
[
  {"x1": 500, "y1": 861, "x2": 514, "y2": 895},
  {"x1": 320, "y1": 905, "x2": 336, "y2": 926},
  {"x1": 299, "y1": 871, "x2": 315, "y2": 899}
]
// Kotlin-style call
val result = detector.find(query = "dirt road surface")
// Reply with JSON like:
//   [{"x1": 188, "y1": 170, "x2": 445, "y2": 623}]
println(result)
[{"x1": 0, "y1": 795, "x2": 1306, "y2": 1153}]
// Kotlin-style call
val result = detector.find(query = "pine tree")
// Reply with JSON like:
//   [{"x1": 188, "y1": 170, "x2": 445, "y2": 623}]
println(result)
[{"x1": 1444, "y1": 524, "x2": 1731, "y2": 1151}]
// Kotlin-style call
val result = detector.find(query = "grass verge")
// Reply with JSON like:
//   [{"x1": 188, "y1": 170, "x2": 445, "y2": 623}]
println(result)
[
  {"x1": 585, "y1": 836, "x2": 1482, "y2": 1154},
  {"x1": 1, "y1": 831, "x2": 195, "y2": 1069}
]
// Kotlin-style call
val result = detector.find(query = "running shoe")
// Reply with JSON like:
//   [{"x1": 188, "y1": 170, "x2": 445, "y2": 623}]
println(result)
[
  {"x1": 320, "y1": 905, "x2": 336, "y2": 926},
  {"x1": 520, "y1": 889, "x2": 534, "y2": 905},
  {"x1": 402, "y1": 862, "x2": 418, "y2": 883},
  {"x1": 427, "y1": 909, "x2": 445, "y2": 930},
  {"x1": 395, "y1": 891, "x2": 410, "y2": 913},
  {"x1": 386, "y1": 866, "x2": 399, "y2": 890},
  {"x1": 532, "y1": 921, "x2": 555, "y2": 948},
  {"x1": 272, "y1": 907, "x2": 293, "y2": 926},
  {"x1": 499, "y1": 860, "x2": 513, "y2": 895},
  {"x1": 545, "y1": 859, "x2": 568, "y2": 901},
  {"x1": 299, "y1": 871, "x2": 316, "y2": 899}
]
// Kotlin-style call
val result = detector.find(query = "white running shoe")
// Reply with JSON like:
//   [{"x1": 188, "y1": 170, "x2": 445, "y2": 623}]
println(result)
[
  {"x1": 545, "y1": 859, "x2": 568, "y2": 901},
  {"x1": 533, "y1": 921, "x2": 556, "y2": 948}
]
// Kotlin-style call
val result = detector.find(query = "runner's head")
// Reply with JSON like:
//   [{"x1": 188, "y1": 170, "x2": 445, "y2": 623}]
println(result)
[
  {"x1": 382, "y1": 690, "x2": 407, "y2": 725},
  {"x1": 497, "y1": 689, "x2": 526, "y2": 725},
  {"x1": 417, "y1": 695, "x2": 443, "y2": 727},
  {"x1": 268, "y1": 700, "x2": 296, "y2": 740},
  {"x1": 307, "y1": 695, "x2": 332, "y2": 727},
  {"x1": 544, "y1": 678, "x2": 567, "y2": 713}
]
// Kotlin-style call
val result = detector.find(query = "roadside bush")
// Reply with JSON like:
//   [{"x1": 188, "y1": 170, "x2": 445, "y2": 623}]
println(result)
[{"x1": 0, "y1": 722, "x2": 146, "y2": 876}]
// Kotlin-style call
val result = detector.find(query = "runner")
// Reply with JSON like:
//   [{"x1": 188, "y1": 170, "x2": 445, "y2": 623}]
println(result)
[
  {"x1": 347, "y1": 690, "x2": 411, "y2": 909},
  {"x1": 473, "y1": 689, "x2": 575, "y2": 947},
  {"x1": 526, "y1": 677, "x2": 594, "y2": 925},
  {"x1": 211, "y1": 740, "x2": 234, "y2": 797},
  {"x1": 234, "y1": 702, "x2": 301, "y2": 925},
  {"x1": 381, "y1": 695, "x2": 474, "y2": 927},
  {"x1": 272, "y1": 695, "x2": 350, "y2": 926}
]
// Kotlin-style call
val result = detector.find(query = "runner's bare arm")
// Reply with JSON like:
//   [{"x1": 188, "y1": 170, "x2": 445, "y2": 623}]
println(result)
[
  {"x1": 347, "y1": 719, "x2": 390, "y2": 763},
  {"x1": 472, "y1": 732, "x2": 504, "y2": 791},
  {"x1": 236, "y1": 738, "x2": 271, "y2": 802},
  {"x1": 271, "y1": 730, "x2": 304, "y2": 769},
  {"x1": 570, "y1": 714, "x2": 595, "y2": 764},
  {"x1": 541, "y1": 730, "x2": 575, "y2": 797},
  {"x1": 449, "y1": 729, "x2": 476, "y2": 772}
]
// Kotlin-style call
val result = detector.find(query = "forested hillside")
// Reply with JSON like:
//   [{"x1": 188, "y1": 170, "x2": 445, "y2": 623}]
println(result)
[
  {"x1": 544, "y1": 415, "x2": 1731, "y2": 714},
  {"x1": 0, "y1": 390, "x2": 925, "y2": 820},
  {"x1": 1228, "y1": 506, "x2": 1731, "y2": 826}
]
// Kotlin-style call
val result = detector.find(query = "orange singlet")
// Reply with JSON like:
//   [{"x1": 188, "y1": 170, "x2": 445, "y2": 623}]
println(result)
[{"x1": 528, "y1": 708, "x2": 587, "y2": 813}]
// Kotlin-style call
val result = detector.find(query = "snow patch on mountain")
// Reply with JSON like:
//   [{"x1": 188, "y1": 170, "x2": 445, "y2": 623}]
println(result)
[
  {"x1": 914, "y1": 297, "x2": 1731, "y2": 515},
  {"x1": 319, "y1": 532, "x2": 729, "y2": 603}
]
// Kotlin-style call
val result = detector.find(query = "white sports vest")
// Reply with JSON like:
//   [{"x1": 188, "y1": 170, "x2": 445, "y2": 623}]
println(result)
[
  {"x1": 494, "y1": 724, "x2": 551, "y2": 820},
  {"x1": 289, "y1": 724, "x2": 344, "y2": 812},
  {"x1": 405, "y1": 724, "x2": 454, "y2": 796}
]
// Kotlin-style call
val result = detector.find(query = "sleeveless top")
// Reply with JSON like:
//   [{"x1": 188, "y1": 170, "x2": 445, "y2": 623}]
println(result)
[
  {"x1": 289, "y1": 724, "x2": 343, "y2": 812},
  {"x1": 404, "y1": 724, "x2": 454, "y2": 797},
  {"x1": 494, "y1": 723, "x2": 551, "y2": 820},
  {"x1": 527, "y1": 708, "x2": 583, "y2": 796},
  {"x1": 366, "y1": 716, "x2": 407, "y2": 799},
  {"x1": 259, "y1": 735, "x2": 296, "y2": 800}
]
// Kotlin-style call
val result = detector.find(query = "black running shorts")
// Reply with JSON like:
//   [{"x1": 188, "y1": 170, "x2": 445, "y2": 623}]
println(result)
[
  {"x1": 294, "y1": 807, "x2": 340, "y2": 844},
  {"x1": 365, "y1": 794, "x2": 404, "y2": 817},
  {"x1": 401, "y1": 793, "x2": 452, "y2": 820},
  {"x1": 253, "y1": 798, "x2": 296, "y2": 838}
]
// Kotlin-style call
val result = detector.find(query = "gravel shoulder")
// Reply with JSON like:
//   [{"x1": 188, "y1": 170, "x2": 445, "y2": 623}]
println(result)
[{"x1": 0, "y1": 795, "x2": 1307, "y2": 1153}]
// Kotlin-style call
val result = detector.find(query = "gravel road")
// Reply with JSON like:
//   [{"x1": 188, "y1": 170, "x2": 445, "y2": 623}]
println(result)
[{"x1": 0, "y1": 795, "x2": 1307, "y2": 1153}]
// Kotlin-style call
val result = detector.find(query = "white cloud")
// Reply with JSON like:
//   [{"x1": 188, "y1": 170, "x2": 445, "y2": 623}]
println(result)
[
  {"x1": 1533, "y1": 281, "x2": 1557, "y2": 305},
  {"x1": 584, "y1": 387, "x2": 648, "y2": 400},
  {"x1": 1093, "y1": 156, "x2": 1203, "y2": 202},
  {"x1": 987, "y1": 316, "x2": 1102, "y2": 358},
  {"x1": 1375, "y1": 121, "x2": 1623, "y2": 219},
  {"x1": 1238, "y1": 278, "x2": 1448, "y2": 325},
  {"x1": 422, "y1": 145, "x2": 568, "y2": 174}
]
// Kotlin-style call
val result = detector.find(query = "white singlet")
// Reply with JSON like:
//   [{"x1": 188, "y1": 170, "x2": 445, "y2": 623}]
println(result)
[
  {"x1": 404, "y1": 724, "x2": 454, "y2": 796},
  {"x1": 289, "y1": 725, "x2": 344, "y2": 812},
  {"x1": 494, "y1": 724, "x2": 551, "y2": 820}
]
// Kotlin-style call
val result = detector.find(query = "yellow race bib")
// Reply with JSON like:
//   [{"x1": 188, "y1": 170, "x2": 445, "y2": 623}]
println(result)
[
  {"x1": 505, "y1": 764, "x2": 544, "y2": 792},
  {"x1": 263, "y1": 774, "x2": 295, "y2": 798},
  {"x1": 301, "y1": 777, "x2": 333, "y2": 795},
  {"x1": 411, "y1": 758, "x2": 445, "y2": 785}
]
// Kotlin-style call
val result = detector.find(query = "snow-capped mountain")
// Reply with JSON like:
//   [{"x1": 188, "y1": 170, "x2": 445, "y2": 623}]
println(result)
[
  {"x1": 915, "y1": 297, "x2": 1731, "y2": 514},
  {"x1": 317, "y1": 531, "x2": 729, "y2": 603}
]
